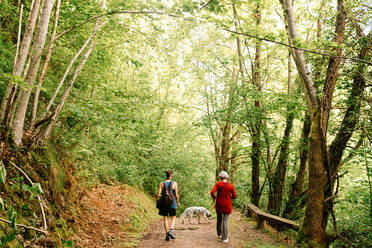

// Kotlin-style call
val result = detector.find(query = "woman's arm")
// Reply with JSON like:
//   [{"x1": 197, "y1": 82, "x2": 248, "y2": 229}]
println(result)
[
  {"x1": 174, "y1": 182, "x2": 180, "y2": 206},
  {"x1": 157, "y1": 182, "x2": 163, "y2": 198},
  {"x1": 210, "y1": 183, "x2": 218, "y2": 199},
  {"x1": 231, "y1": 184, "x2": 237, "y2": 199}
]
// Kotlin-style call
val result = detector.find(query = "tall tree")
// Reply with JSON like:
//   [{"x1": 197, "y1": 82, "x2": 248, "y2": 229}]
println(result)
[
  {"x1": 323, "y1": 28, "x2": 371, "y2": 230},
  {"x1": 250, "y1": 4, "x2": 262, "y2": 207},
  {"x1": 280, "y1": 0, "x2": 346, "y2": 245},
  {"x1": 30, "y1": 0, "x2": 61, "y2": 130},
  {"x1": 12, "y1": 0, "x2": 54, "y2": 145},
  {"x1": 0, "y1": 0, "x2": 41, "y2": 123}
]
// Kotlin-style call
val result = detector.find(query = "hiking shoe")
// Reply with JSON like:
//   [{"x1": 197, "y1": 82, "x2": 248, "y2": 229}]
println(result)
[
  {"x1": 218, "y1": 235, "x2": 222, "y2": 241},
  {"x1": 222, "y1": 238, "x2": 229, "y2": 243},
  {"x1": 165, "y1": 233, "x2": 170, "y2": 241},
  {"x1": 168, "y1": 229, "x2": 176, "y2": 239}
]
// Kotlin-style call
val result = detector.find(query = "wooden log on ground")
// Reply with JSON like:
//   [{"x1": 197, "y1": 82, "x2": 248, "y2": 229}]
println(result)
[{"x1": 247, "y1": 203, "x2": 299, "y2": 231}]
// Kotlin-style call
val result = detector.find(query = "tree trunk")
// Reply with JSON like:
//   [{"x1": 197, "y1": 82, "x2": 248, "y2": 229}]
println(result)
[
  {"x1": 11, "y1": 0, "x2": 54, "y2": 145},
  {"x1": 42, "y1": 36, "x2": 92, "y2": 118},
  {"x1": 281, "y1": 0, "x2": 319, "y2": 110},
  {"x1": 283, "y1": 112, "x2": 310, "y2": 219},
  {"x1": 320, "y1": 0, "x2": 346, "y2": 134},
  {"x1": 302, "y1": 106, "x2": 327, "y2": 245},
  {"x1": 233, "y1": 4, "x2": 245, "y2": 79},
  {"x1": 42, "y1": 38, "x2": 97, "y2": 140},
  {"x1": 0, "y1": 0, "x2": 41, "y2": 123},
  {"x1": 250, "y1": 4, "x2": 262, "y2": 208},
  {"x1": 30, "y1": 0, "x2": 61, "y2": 130},
  {"x1": 41, "y1": 2, "x2": 106, "y2": 140},
  {"x1": 268, "y1": 110, "x2": 294, "y2": 215},
  {"x1": 268, "y1": 49, "x2": 294, "y2": 215},
  {"x1": 280, "y1": 0, "x2": 326, "y2": 245},
  {"x1": 322, "y1": 29, "x2": 370, "y2": 230}
]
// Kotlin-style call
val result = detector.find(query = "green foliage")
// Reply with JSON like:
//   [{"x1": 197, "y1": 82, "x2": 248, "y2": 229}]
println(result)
[
  {"x1": 21, "y1": 183, "x2": 44, "y2": 200},
  {"x1": 62, "y1": 239, "x2": 74, "y2": 247}
]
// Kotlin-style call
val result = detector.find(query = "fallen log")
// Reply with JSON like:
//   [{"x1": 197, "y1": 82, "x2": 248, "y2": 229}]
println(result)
[{"x1": 247, "y1": 203, "x2": 299, "y2": 230}]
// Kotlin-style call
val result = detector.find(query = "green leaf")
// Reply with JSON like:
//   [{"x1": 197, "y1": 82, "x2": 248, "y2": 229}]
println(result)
[
  {"x1": 62, "y1": 240, "x2": 73, "y2": 247},
  {"x1": 7, "y1": 207, "x2": 17, "y2": 230},
  {"x1": 22, "y1": 184, "x2": 31, "y2": 192},
  {"x1": 22, "y1": 183, "x2": 44, "y2": 200},
  {"x1": 0, "y1": 161, "x2": 6, "y2": 183}
]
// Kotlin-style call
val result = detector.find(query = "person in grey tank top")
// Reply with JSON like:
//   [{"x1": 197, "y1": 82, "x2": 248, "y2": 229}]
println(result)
[{"x1": 157, "y1": 170, "x2": 180, "y2": 241}]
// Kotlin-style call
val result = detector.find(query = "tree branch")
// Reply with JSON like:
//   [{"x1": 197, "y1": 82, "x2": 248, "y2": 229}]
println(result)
[
  {"x1": 224, "y1": 29, "x2": 372, "y2": 66},
  {"x1": 201, "y1": 0, "x2": 215, "y2": 9},
  {"x1": 0, "y1": 218, "x2": 48, "y2": 235},
  {"x1": 9, "y1": 162, "x2": 48, "y2": 232}
]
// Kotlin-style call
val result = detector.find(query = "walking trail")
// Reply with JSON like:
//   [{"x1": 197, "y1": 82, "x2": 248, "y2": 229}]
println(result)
[
  {"x1": 71, "y1": 184, "x2": 293, "y2": 248},
  {"x1": 138, "y1": 212, "x2": 292, "y2": 248}
]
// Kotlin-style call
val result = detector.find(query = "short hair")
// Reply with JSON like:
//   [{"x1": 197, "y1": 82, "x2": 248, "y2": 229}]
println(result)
[{"x1": 165, "y1": 170, "x2": 173, "y2": 179}]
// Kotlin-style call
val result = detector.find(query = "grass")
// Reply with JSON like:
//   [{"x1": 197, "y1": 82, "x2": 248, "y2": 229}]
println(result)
[
  {"x1": 121, "y1": 187, "x2": 161, "y2": 247},
  {"x1": 245, "y1": 243, "x2": 290, "y2": 248}
]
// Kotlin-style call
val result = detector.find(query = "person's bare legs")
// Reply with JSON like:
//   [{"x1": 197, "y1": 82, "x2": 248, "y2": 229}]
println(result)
[
  {"x1": 163, "y1": 216, "x2": 170, "y2": 241},
  {"x1": 170, "y1": 216, "x2": 176, "y2": 229},
  {"x1": 163, "y1": 216, "x2": 169, "y2": 232},
  {"x1": 168, "y1": 215, "x2": 176, "y2": 239}
]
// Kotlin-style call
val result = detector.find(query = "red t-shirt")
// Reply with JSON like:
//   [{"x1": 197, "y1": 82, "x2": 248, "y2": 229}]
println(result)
[{"x1": 210, "y1": 181, "x2": 237, "y2": 214}]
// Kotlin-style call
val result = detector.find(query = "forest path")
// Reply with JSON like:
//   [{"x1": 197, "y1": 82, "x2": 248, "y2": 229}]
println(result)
[{"x1": 138, "y1": 212, "x2": 291, "y2": 248}]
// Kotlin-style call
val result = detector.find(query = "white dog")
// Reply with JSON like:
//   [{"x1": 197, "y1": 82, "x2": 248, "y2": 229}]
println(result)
[{"x1": 180, "y1": 207, "x2": 212, "y2": 224}]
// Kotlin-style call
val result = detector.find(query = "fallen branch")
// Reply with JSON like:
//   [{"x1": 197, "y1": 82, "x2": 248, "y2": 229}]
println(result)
[
  {"x1": 9, "y1": 162, "x2": 48, "y2": 232},
  {"x1": 0, "y1": 217, "x2": 47, "y2": 235}
]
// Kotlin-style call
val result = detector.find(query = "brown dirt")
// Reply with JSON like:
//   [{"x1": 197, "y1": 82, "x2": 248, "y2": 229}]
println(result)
[
  {"x1": 71, "y1": 184, "x2": 157, "y2": 248},
  {"x1": 138, "y1": 212, "x2": 292, "y2": 248}
]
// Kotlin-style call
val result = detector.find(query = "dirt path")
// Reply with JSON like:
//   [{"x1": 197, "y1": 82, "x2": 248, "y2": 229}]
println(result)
[
  {"x1": 138, "y1": 212, "x2": 290, "y2": 248},
  {"x1": 70, "y1": 185, "x2": 292, "y2": 248}
]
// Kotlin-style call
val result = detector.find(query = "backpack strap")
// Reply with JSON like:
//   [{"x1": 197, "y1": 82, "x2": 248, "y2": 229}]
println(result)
[
  {"x1": 217, "y1": 182, "x2": 228, "y2": 196},
  {"x1": 163, "y1": 181, "x2": 173, "y2": 193}
]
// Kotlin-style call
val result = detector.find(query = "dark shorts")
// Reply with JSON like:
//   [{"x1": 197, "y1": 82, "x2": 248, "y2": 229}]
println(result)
[{"x1": 159, "y1": 207, "x2": 176, "y2": 217}]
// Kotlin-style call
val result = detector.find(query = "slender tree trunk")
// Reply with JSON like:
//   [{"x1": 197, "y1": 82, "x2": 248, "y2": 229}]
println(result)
[
  {"x1": 42, "y1": 38, "x2": 96, "y2": 140},
  {"x1": 233, "y1": 4, "x2": 245, "y2": 79},
  {"x1": 3, "y1": 4, "x2": 23, "y2": 124},
  {"x1": 42, "y1": 36, "x2": 92, "y2": 117},
  {"x1": 322, "y1": 30, "x2": 370, "y2": 229},
  {"x1": 320, "y1": 0, "x2": 346, "y2": 134},
  {"x1": 268, "y1": 110, "x2": 294, "y2": 215},
  {"x1": 0, "y1": 0, "x2": 41, "y2": 123},
  {"x1": 11, "y1": 0, "x2": 54, "y2": 145},
  {"x1": 281, "y1": 0, "x2": 319, "y2": 109},
  {"x1": 30, "y1": 0, "x2": 61, "y2": 130},
  {"x1": 268, "y1": 49, "x2": 294, "y2": 215},
  {"x1": 283, "y1": 112, "x2": 310, "y2": 219},
  {"x1": 41, "y1": 0, "x2": 106, "y2": 140},
  {"x1": 250, "y1": 4, "x2": 262, "y2": 207},
  {"x1": 219, "y1": 121, "x2": 231, "y2": 172}
]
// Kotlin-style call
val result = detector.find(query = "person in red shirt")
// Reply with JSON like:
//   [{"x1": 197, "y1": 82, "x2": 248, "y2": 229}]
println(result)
[{"x1": 210, "y1": 171, "x2": 237, "y2": 243}]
